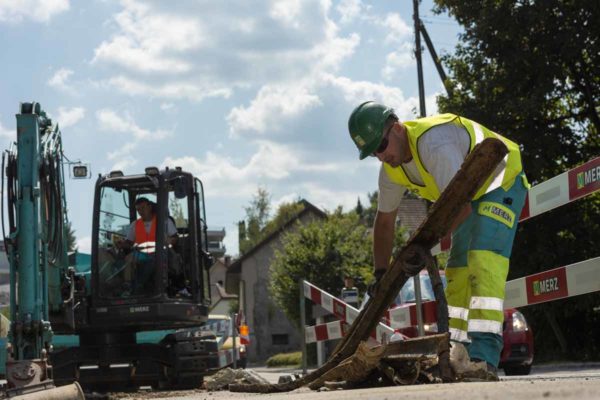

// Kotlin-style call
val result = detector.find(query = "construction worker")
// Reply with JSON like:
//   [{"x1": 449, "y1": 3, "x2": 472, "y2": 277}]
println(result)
[
  {"x1": 116, "y1": 197, "x2": 178, "y2": 295},
  {"x1": 348, "y1": 101, "x2": 529, "y2": 378},
  {"x1": 116, "y1": 197, "x2": 177, "y2": 250}
]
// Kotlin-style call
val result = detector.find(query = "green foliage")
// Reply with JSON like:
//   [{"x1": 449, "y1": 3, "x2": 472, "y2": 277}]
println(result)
[
  {"x1": 265, "y1": 351, "x2": 302, "y2": 368},
  {"x1": 363, "y1": 191, "x2": 378, "y2": 227},
  {"x1": 227, "y1": 299, "x2": 239, "y2": 316},
  {"x1": 238, "y1": 188, "x2": 307, "y2": 256},
  {"x1": 269, "y1": 211, "x2": 376, "y2": 327},
  {"x1": 434, "y1": 0, "x2": 600, "y2": 361},
  {"x1": 261, "y1": 201, "x2": 305, "y2": 240},
  {"x1": 239, "y1": 187, "x2": 271, "y2": 255}
]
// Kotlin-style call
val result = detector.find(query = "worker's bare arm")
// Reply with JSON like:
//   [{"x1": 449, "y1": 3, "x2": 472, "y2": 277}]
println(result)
[{"x1": 373, "y1": 209, "x2": 397, "y2": 272}]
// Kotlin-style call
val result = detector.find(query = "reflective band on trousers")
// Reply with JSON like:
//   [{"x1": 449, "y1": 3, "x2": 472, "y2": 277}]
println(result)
[
  {"x1": 470, "y1": 296, "x2": 504, "y2": 311},
  {"x1": 449, "y1": 327, "x2": 471, "y2": 343},
  {"x1": 468, "y1": 319, "x2": 503, "y2": 335},
  {"x1": 448, "y1": 305, "x2": 469, "y2": 321}
]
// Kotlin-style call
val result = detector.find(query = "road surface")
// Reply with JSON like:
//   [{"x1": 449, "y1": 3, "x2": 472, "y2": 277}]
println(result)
[{"x1": 110, "y1": 363, "x2": 600, "y2": 400}]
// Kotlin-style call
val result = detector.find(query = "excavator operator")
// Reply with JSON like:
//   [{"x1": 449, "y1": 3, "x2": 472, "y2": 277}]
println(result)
[{"x1": 115, "y1": 197, "x2": 178, "y2": 295}]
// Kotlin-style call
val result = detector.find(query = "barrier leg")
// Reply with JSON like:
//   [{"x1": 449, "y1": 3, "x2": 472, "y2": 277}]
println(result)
[{"x1": 300, "y1": 279, "x2": 307, "y2": 375}]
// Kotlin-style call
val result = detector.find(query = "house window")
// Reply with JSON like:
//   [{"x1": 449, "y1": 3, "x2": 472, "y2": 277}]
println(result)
[{"x1": 272, "y1": 334, "x2": 289, "y2": 345}]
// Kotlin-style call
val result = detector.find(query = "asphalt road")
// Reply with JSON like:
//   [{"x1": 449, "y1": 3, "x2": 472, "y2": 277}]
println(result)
[{"x1": 118, "y1": 363, "x2": 600, "y2": 400}]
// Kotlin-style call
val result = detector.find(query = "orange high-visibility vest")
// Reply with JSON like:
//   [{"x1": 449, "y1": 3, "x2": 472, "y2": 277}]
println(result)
[{"x1": 135, "y1": 217, "x2": 156, "y2": 244}]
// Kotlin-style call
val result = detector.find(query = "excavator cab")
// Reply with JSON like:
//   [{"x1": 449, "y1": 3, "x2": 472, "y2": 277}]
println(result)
[{"x1": 89, "y1": 167, "x2": 212, "y2": 330}]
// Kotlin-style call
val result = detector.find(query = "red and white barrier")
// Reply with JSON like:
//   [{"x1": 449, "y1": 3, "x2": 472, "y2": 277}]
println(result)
[
  {"x1": 304, "y1": 256, "x2": 600, "y2": 343},
  {"x1": 304, "y1": 298, "x2": 437, "y2": 344},
  {"x1": 305, "y1": 320, "x2": 347, "y2": 344},
  {"x1": 432, "y1": 156, "x2": 600, "y2": 254},
  {"x1": 505, "y1": 256, "x2": 600, "y2": 309},
  {"x1": 303, "y1": 281, "x2": 394, "y2": 342}
]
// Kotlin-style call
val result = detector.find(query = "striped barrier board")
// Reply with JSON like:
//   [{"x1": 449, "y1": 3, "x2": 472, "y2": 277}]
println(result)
[
  {"x1": 504, "y1": 256, "x2": 600, "y2": 309},
  {"x1": 304, "y1": 256, "x2": 600, "y2": 343},
  {"x1": 304, "y1": 300, "x2": 438, "y2": 344},
  {"x1": 305, "y1": 320, "x2": 347, "y2": 344},
  {"x1": 304, "y1": 280, "x2": 394, "y2": 342},
  {"x1": 432, "y1": 156, "x2": 600, "y2": 254}
]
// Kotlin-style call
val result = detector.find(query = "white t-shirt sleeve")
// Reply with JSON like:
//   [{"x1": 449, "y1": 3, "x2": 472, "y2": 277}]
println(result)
[{"x1": 377, "y1": 165, "x2": 406, "y2": 213}]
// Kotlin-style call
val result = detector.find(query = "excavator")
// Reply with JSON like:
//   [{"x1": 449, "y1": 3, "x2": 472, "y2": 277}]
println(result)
[{"x1": 1, "y1": 102, "x2": 221, "y2": 398}]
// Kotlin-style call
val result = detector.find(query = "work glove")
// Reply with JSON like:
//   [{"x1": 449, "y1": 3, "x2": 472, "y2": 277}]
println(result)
[
  {"x1": 401, "y1": 245, "x2": 434, "y2": 276},
  {"x1": 367, "y1": 268, "x2": 387, "y2": 297}
]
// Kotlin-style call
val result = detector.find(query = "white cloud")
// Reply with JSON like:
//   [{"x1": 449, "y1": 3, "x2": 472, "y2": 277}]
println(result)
[
  {"x1": 160, "y1": 102, "x2": 175, "y2": 111},
  {"x1": 336, "y1": 0, "x2": 366, "y2": 24},
  {"x1": 92, "y1": 0, "x2": 204, "y2": 73},
  {"x1": 55, "y1": 107, "x2": 85, "y2": 128},
  {"x1": 269, "y1": 0, "x2": 303, "y2": 28},
  {"x1": 106, "y1": 76, "x2": 231, "y2": 102},
  {"x1": 48, "y1": 68, "x2": 74, "y2": 92},
  {"x1": 0, "y1": 0, "x2": 69, "y2": 23},
  {"x1": 76, "y1": 236, "x2": 91, "y2": 253},
  {"x1": 299, "y1": 182, "x2": 363, "y2": 213},
  {"x1": 96, "y1": 108, "x2": 171, "y2": 140},
  {"x1": 380, "y1": 13, "x2": 412, "y2": 44},
  {"x1": 162, "y1": 140, "x2": 342, "y2": 199},
  {"x1": 108, "y1": 143, "x2": 138, "y2": 172},
  {"x1": 382, "y1": 44, "x2": 414, "y2": 80},
  {"x1": 322, "y1": 73, "x2": 419, "y2": 120},
  {"x1": 227, "y1": 82, "x2": 321, "y2": 135},
  {"x1": 92, "y1": 0, "x2": 360, "y2": 103},
  {"x1": 96, "y1": 108, "x2": 172, "y2": 172}
]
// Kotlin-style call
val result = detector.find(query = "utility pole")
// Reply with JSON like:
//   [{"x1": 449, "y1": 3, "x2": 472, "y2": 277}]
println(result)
[
  {"x1": 412, "y1": 0, "x2": 426, "y2": 337},
  {"x1": 413, "y1": 0, "x2": 426, "y2": 118}
]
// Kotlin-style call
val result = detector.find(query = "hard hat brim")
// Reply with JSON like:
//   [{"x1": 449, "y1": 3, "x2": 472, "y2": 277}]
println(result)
[{"x1": 359, "y1": 138, "x2": 380, "y2": 160}]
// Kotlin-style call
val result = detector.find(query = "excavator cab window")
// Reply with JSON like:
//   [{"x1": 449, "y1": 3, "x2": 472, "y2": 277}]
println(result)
[
  {"x1": 96, "y1": 182, "x2": 161, "y2": 299},
  {"x1": 166, "y1": 176, "x2": 193, "y2": 298}
]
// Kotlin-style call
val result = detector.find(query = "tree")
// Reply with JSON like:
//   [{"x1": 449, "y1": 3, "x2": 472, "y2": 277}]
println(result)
[
  {"x1": 269, "y1": 210, "x2": 374, "y2": 327},
  {"x1": 434, "y1": 0, "x2": 600, "y2": 360},
  {"x1": 238, "y1": 187, "x2": 271, "y2": 254},
  {"x1": 269, "y1": 207, "x2": 409, "y2": 327}
]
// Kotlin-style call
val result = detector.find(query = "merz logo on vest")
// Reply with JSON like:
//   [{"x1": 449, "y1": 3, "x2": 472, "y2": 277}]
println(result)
[{"x1": 481, "y1": 203, "x2": 514, "y2": 226}]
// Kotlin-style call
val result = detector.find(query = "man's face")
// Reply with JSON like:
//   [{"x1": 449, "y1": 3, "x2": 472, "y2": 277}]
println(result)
[
  {"x1": 374, "y1": 123, "x2": 402, "y2": 167},
  {"x1": 135, "y1": 201, "x2": 153, "y2": 220}
]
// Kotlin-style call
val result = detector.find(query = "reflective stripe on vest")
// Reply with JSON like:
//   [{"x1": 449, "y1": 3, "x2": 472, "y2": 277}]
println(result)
[
  {"x1": 135, "y1": 217, "x2": 156, "y2": 244},
  {"x1": 383, "y1": 114, "x2": 523, "y2": 202}
]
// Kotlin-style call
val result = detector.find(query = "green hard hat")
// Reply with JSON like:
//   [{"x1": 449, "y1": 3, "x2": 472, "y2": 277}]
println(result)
[{"x1": 348, "y1": 101, "x2": 395, "y2": 160}]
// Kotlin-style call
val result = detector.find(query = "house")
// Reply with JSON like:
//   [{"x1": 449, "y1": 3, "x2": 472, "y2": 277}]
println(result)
[
  {"x1": 226, "y1": 199, "x2": 326, "y2": 363},
  {"x1": 209, "y1": 256, "x2": 238, "y2": 315}
]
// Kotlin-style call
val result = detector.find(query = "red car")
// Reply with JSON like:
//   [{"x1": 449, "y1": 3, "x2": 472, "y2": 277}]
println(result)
[{"x1": 382, "y1": 272, "x2": 534, "y2": 375}]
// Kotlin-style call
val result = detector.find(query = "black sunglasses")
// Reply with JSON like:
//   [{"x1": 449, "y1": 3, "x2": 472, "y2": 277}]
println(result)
[{"x1": 372, "y1": 125, "x2": 393, "y2": 156}]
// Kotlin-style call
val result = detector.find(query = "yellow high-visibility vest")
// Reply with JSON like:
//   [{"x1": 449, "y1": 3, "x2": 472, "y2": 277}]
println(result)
[{"x1": 383, "y1": 113, "x2": 523, "y2": 202}]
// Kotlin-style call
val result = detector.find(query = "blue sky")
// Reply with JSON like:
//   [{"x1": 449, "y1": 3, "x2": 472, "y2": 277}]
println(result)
[{"x1": 0, "y1": 0, "x2": 460, "y2": 256}]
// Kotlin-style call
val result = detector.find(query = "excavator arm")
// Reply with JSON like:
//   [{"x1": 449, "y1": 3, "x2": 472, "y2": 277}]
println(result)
[{"x1": 2, "y1": 102, "x2": 83, "y2": 399}]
